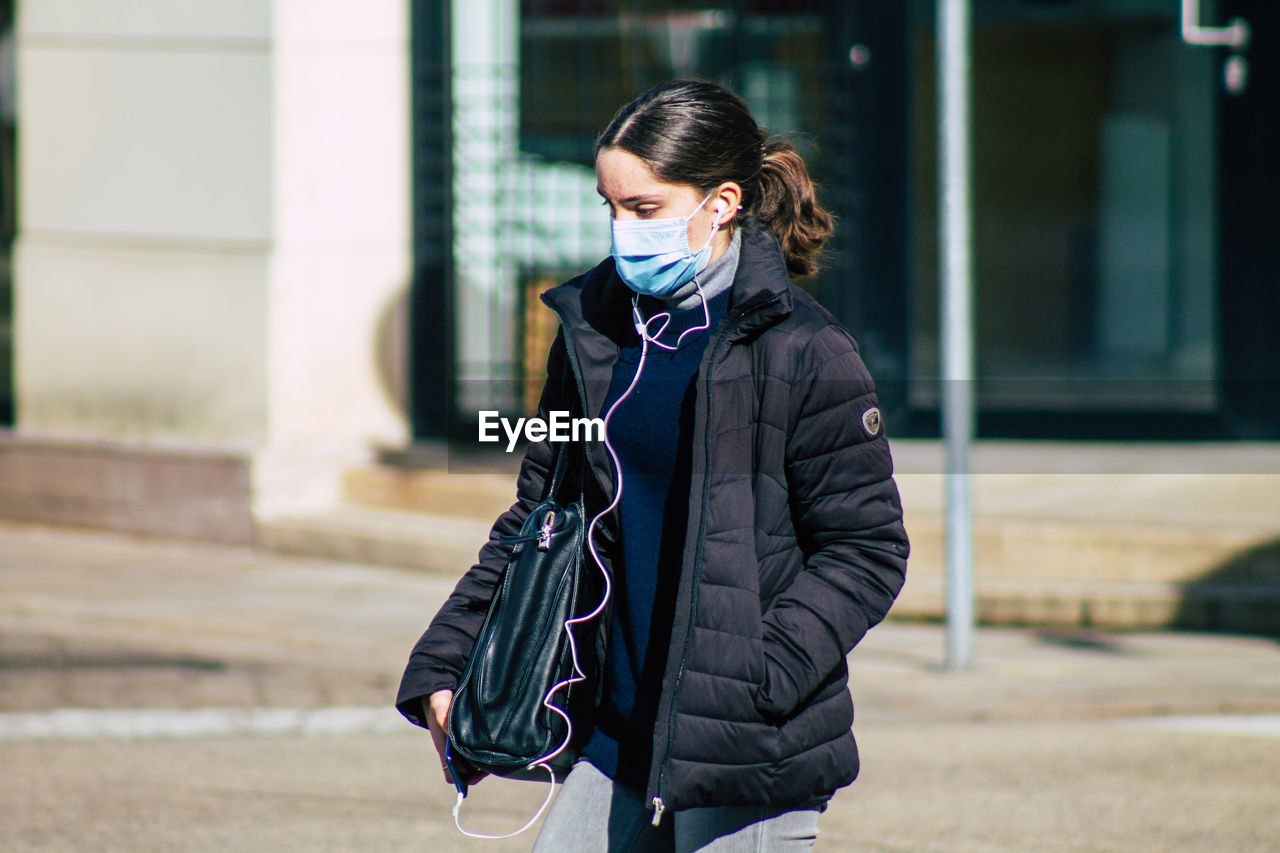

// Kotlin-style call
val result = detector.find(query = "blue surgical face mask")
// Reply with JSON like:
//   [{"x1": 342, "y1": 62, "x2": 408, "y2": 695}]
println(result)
[{"x1": 610, "y1": 193, "x2": 724, "y2": 297}]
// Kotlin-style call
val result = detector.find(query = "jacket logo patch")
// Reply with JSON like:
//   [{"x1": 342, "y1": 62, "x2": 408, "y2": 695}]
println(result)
[{"x1": 861, "y1": 407, "x2": 882, "y2": 437}]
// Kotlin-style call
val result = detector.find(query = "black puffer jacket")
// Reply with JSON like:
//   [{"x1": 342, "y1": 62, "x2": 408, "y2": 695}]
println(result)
[{"x1": 397, "y1": 218, "x2": 908, "y2": 818}]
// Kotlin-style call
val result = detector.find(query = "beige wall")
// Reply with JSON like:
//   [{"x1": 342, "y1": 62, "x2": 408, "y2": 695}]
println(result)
[{"x1": 11, "y1": 0, "x2": 410, "y2": 523}]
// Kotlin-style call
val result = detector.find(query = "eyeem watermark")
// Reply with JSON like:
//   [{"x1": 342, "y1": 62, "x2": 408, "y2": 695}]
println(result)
[{"x1": 478, "y1": 411, "x2": 605, "y2": 452}]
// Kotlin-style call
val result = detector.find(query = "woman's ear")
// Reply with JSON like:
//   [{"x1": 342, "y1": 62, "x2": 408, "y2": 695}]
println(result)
[{"x1": 714, "y1": 182, "x2": 743, "y2": 226}]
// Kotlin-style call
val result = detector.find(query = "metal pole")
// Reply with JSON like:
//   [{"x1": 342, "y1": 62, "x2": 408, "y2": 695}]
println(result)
[{"x1": 938, "y1": 0, "x2": 975, "y2": 669}]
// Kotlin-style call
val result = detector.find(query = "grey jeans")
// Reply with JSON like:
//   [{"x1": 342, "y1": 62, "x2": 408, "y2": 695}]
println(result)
[{"x1": 532, "y1": 760, "x2": 825, "y2": 853}]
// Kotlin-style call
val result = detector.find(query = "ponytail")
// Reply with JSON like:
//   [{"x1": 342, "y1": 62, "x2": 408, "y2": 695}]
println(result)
[{"x1": 750, "y1": 139, "x2": 835, "y2": 279}]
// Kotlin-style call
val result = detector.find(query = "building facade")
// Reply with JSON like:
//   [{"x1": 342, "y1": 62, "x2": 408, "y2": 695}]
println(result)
[
  {"x1": 2, "y1": 1, "x2": 413, "y2": 539},
  {"x1": 1, "y1": 0, "x2": 1276, "y2": 541}
]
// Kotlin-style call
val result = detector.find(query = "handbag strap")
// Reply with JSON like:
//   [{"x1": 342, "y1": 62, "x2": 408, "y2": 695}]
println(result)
[
  {"x1": 543, "y1": 435, "x2": 571, "y2": 502},
  {"x1": 541, "y1": 331, "x2": 589, "y2": 505}
]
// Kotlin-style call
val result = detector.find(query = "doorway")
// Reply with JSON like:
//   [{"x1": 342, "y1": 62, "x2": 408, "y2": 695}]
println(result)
[
  {"x1": 909, "y1": 1, "x2": 1222, "y2": 426},
  {"x1": 0, "y1": 0, "x2": 15, "y2": 426}
]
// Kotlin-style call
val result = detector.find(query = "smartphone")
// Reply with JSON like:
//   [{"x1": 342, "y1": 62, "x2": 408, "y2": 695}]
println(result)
[{"x1": 444, "y1": 741, "x2": 468, "y2": 799}]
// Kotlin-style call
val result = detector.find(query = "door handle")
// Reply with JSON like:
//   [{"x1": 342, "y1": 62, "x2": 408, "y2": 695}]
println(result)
[
  {"x1": 1181, "y1": 0, "x2": 1250, "y2": 48},
  {"x1": 1180, "y1": 0, "x2": 1251, "y2": 94}
]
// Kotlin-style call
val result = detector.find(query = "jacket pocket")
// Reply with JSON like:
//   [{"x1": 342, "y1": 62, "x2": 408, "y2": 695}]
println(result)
[{"x1": 752, "y1": 627, "x2": 805, "y2": 722}]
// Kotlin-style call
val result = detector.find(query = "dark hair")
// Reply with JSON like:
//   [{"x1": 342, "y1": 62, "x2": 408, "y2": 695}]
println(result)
[{"x1": 596, "y1": 79, "x2": 834, "y2": 279}]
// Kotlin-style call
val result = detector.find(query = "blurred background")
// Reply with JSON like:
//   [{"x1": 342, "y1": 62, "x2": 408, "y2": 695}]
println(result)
[
  {"x1": 1, "y1": 2, "x2": 1279, "y2": 627},
  {"x1": 2, "y1": 4, "x2": 1279, "y2": 850}
]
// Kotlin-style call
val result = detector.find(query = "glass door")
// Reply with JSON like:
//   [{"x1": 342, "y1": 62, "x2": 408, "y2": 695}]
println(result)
[
  {"x1": 517, "y1": 0, "x2": 852, "y2": 381},
  {"x1": 909, "y1": 0, "x2": 1221, "y2": 417}
]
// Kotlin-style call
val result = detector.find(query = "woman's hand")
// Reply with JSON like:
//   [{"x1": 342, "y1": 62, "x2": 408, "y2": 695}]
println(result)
[
  {"x1": 423, "y1": 690, "x2": 487, "y2": 787},
  {"x1": 423, "y1": 690, "x2": 454, "y2": 783}
]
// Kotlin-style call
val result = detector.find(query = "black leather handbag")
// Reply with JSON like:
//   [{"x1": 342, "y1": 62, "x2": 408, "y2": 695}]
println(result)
[{"x1": 446, "y1": 440, "x2": 596, "y2": 782}]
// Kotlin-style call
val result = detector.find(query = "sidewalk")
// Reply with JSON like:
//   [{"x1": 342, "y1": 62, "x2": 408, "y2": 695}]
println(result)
[
  {"x1": 2, "y1": 520, "x2": 1279, "y2": 850},
  {"x1": 6, "y1": 518, "x2": 1279, "y2": 720}
]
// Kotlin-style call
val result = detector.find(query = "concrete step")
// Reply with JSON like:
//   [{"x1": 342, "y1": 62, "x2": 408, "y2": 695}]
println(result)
[
  {"x1": 257, "y1": 505, "x2": 490, "y2": 576},
  {"x1": 256, "y1": 505, "x2": 1280, "y2": 634},
  {"x1": 260, "y1": 441, "x2": 1280, "y2": 633},
  {"x1": 902, "y1": 510, "x2": 1274, "y2": 585},
  {"x1": 895, "y1": 574, "x2": 1280, "y2": 634},
  {"x1": 342, "y1": 465, "x2": 517, "y2": 521}
]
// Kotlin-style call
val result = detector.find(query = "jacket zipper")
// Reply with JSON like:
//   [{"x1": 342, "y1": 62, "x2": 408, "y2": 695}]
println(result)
[{"x1": 646, "y1": 293, "x2": 781, "y2": 825}]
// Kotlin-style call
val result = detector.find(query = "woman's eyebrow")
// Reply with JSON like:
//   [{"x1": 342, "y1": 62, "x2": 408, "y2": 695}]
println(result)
[{"x1": 597, "y1": 192, "x2": 664, "y2": 204}]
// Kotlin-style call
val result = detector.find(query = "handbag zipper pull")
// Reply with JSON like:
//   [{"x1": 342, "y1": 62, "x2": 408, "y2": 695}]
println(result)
[
  {"x1": 537, "y1": 511, "x2": 555, "y2": 550},
  {"x1": 650, "y1": 797, "x2": 666, "y2": 827}
]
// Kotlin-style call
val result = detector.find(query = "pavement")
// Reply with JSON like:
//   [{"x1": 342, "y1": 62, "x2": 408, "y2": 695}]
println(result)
[{"x1": 3, "y1": 520, "x2": 1280, "y2": 851}]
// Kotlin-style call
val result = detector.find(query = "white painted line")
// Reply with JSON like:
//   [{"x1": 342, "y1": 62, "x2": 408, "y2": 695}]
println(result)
[
  {"x1": 1120, "y1": 715, "x2": 1280, "y2": 738},
  {"x1": 0, "y1": 706, "x2": 406, "y2": 741}
]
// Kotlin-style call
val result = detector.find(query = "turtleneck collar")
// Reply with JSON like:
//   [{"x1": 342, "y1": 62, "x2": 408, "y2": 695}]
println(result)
[{"x1": 661, "y1": 228, "x2": 742, "y2": 311}]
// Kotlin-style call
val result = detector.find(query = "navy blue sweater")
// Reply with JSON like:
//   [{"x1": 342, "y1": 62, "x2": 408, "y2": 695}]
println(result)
[{"x1": 581, "y1": 288, "x2": 731, "y2": 789}]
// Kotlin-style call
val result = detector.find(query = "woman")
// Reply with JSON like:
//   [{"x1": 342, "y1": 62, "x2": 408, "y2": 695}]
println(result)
[{"x1": 397, "y1": 79, "x2": 909, "y2": 851}]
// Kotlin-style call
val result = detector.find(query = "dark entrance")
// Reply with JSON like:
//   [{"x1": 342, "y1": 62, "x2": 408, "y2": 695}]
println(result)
[
  {"x1": 0, "y1": 0, "x2": 16, "y2": 426},
  {"x1": 407, "y1": 0, "x2": 455, "y2": 441},
  {"x1": 516, "y1": 0, "x2": 908, "y2": 383},
  {"x1": 898, "y1": 0, "x2": 1279, "y2": 440},
  {"x1": 408, "y1": 1, "x2": 906, "y2": 440},
  {"x1": 1220, "y1": 0, "x2": 1280, "y2": 438},
  {"x1": 407, "y1": 1, "x2": 1279, "y2": 441}
]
